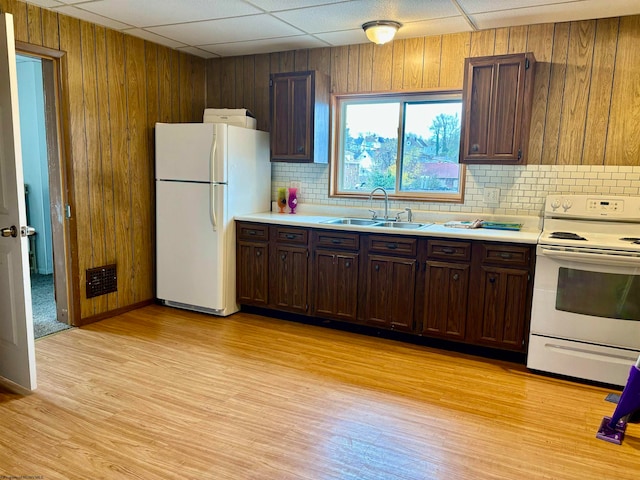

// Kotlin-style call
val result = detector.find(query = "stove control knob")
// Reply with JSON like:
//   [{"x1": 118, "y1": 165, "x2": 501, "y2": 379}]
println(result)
[
  {"x1": 562, "y1": 199, "x2": 572, "y2": 212},
  {"x1": 550, "y1": 198, "x2": 561, "y2": 211}
]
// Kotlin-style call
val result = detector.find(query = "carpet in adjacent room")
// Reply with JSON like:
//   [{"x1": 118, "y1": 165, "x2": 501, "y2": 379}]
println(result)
[{"x1": 30, "y1": 273, "x2": 71, "y2": 339}]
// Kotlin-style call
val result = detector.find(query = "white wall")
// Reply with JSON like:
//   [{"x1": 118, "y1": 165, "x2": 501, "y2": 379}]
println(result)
[
  {"x1": 17, "y1": 55, "x2": 53, "y2": 275},
  {"x1": 272, "y1": 163, "x2": 640, "y2": 218}
]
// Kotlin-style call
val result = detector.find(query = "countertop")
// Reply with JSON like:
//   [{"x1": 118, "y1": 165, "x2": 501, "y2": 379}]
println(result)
[{"x1": 236, "y1": 205, "x2": 542, "y2": 244}]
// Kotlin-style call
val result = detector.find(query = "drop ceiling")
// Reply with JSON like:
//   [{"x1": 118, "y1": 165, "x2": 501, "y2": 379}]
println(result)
[{"x1": 24, "y1": 0, "x2": 640, "y2": 58}]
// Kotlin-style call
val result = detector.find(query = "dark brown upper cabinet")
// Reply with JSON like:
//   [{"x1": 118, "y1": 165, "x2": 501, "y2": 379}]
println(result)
[
  {"x1": 269, "y1": 70, "x2": 330, "y2": 163},
  {"x1": 459, "y1": 53, "x2": 536, "y2": 165}
]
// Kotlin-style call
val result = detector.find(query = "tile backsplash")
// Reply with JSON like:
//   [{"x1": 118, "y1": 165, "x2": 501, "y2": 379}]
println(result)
[{"x1": 272, "y1": 164, "x2": 640, "y2": 218}]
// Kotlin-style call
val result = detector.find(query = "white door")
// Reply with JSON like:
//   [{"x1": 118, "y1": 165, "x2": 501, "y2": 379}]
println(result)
[{"x1": 0, "y1": 13, "x2": 37, "y2": 391}]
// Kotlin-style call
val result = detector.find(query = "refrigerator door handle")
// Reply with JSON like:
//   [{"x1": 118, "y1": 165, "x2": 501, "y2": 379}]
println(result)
[
  {"x1": 210, "y1": 183, "x2": 217, "y2": 230},
  {"x1": 210, "y1": 135, "x2": 218, "y2": 184}
]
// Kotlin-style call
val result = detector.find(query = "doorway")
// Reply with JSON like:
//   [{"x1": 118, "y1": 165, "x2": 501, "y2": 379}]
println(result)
[{"x1": 15, "y1": 44, "x2": 73, "y2": 338}]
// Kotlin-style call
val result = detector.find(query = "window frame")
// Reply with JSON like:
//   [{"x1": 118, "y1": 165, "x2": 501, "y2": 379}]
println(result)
[{"x1": 329, "y1": 89, "x2": 466, "y2": 203}]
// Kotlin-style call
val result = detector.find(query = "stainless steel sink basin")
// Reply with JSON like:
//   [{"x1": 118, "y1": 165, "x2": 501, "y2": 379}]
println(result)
[
  {"x1": 375, "y1": 221, "x2": 430, "y2": 229},
  {"x1": 320, "y1": 218, "x2": 381, "y2": 226}
]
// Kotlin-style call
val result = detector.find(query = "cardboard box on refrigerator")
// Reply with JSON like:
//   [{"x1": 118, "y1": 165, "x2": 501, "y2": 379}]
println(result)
[{"x1": 203, "y1": 108, "x2": 257, "y2": 129}]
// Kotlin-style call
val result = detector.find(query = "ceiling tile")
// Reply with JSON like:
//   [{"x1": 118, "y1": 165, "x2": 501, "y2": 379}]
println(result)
[
  {"x1": 314, "y1": 29, "x2": 369, "y2": 46},
  {"x1": 397, "y1": 16, "x2": 474, "y2": 38},
  {"x1": 458, "y1": 0, "x2": 570, "y2": 14},
  {"x1": 121, "y1": 28, "x2": 187, "y2": 49},
  {"x1": 176, "y1": 46, "x2": 220, "y2": 59},
  {"x1": 148, "y1": 14, "x2": 305, "y2": 46},
  {"x1": 471, "y1": 0, "x2": 640, "y2": 30},
  {"x1": 246, "y1": 0, "x2": 349, "y2": 11},
  {"x1": 77, "y1": 0, "x2": 262, "y2": 27},
  {"x1": 273, "y1": 0, "x2": 459, "y2": 33},
  {"x1": 201, "y1": 35, "x2": 329, "y2": 57},
  {"x1": 53, "y1": 6, "x2": 132, "y2": 30}
]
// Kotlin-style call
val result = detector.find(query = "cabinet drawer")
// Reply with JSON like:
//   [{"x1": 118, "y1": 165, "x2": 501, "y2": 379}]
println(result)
[
  {"x1": 368, "y1": 235, "x2": 417, "y2": 256},
  {"x1": 313, "y1": 230, "x2": 359, "y2": 250},
  {"x1": 427, "y1": 240, "x2": 471, "y2": 261},
  {"x1": 237, "y1": 222, "x2": 269, "y2": 242},
  {"x1": 272, "y1": 226, "x2": 309, "y2": 245},
  {"x1": 480, "y1": 243, "x2": 531, "y2": 267}
]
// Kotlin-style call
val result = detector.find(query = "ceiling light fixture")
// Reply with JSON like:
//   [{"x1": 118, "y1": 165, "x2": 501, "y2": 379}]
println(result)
[{"x1": 362, "y1": 20, "x2": 402, "y2": 45}]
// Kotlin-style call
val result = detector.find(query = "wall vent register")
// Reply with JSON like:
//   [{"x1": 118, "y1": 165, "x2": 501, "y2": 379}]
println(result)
[{"x1": 86, "y1": 264, "x2": 117, "y2": 298}]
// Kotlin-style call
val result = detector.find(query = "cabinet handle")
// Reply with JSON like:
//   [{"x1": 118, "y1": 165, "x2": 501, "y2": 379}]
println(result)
[
  {"x1": 331, "y1": 239, "x2": 342, "y2": 244},
  {"x1": 441, "y1": 247, "x2": 455, "y2": 254},
  {"x1": 375, "y1": 264, "x2": 380, "y2": 272},
  {"x1": 285, "y1": 234, "x2": 297, "y2": 240},
  {"x1": 499, "y1": 252, "x2": 513, "y2": 259},
  {"x1": 256, "y1": 250, "x2": 261, "y2": 257},
  {"x1": 281, "y1": 253, "x2": 287, "y2": 261},
  {"x1": 489, "y1": 277, "x2": 496, "y2": 284},
  {"x1": 297, "y1": 146, "x2": 304, "y2": 153},
  {"x1": 345, "y1": 261, "x2": 351, "y2": 268},
  {"x1": 453, "y1": 273, "x2": 459, "y2": 281},
  {"x1": 247, "y1": 230, "x2": 257, "y2": 236},
  {"x1": 386, "y1": 243, "x2": 398, "y2": 249}
]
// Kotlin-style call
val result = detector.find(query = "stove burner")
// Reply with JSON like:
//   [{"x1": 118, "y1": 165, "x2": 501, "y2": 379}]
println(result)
[
  {"x1": 549, "y1": 231, "x2": 587, "y2": 241},
  {"x1": 620, "y1": 237, "x2": 640, "y2": 242}
]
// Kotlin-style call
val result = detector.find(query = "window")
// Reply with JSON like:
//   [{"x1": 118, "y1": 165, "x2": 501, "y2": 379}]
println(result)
[{"x1": 330, "y1": 90, "x2": 465, "y2": 202}]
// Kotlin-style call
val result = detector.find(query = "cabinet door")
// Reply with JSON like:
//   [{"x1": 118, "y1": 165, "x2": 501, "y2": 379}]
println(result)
[
  {"x1": 291, "y1": 75, "x2": 311, "y2": 158},
  {"x1": 270, "y1": 72, "x2": 313, "y2": 161},
  {"x1": 271, "y1": 76, "x2": 292, "y2": 159},
  {"x1": 461, "y1": 53, "x2": 534, "y2": 164},
  {"x1": 237, "y1": 241, "x2": 269, "y2": 306},
  {"x1": 365, "y1": 256, "x2": 391, "y2": 328},
  {"x1": 387, "y1": 258, "x2": 417, "y2": 332},
  {"x1": 365, "y1": 255, "x2": 416, "y2": 332},
  {"x1": 472, "y1": 265, "x2": 529, "y2": 350},
  {"x1": 422, "y1": 261, "x2": 469, "y2": 339},
  {"x1": 271, "y1": 244, "x2": 308, "y2": 313},
  {"x1": 312, "y1": 250, "x2": 359, "y2": 322}
]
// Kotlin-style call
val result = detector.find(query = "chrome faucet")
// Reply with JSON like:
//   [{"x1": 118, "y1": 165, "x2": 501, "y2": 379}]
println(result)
[
  {"x1": 395, "y1": 208, "x2": 413, "y2": 222},
  {"x1": 369, "y1": 187, "x2": 389, "y2": 220}
]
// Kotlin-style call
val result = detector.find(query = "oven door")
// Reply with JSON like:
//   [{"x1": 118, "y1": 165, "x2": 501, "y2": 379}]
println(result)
[{"x1": 531, "y1": 245, "x2": 640, "y2": 350}]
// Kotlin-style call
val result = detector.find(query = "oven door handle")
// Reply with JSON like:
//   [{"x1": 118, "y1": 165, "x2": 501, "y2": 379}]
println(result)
[{"x1": 538, "y1": 246, "x2": 640, "y2": 267}]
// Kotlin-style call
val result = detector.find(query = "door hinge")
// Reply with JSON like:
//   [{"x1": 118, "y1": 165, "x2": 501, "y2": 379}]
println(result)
[
  {"x1": 525, "y1": 58, "x2": 530, "y2": 69},
  {"x1": 269, "y1": 79, "x2": 273, "y2": 87},
  {"x1": 518, "y1": 149, "x2": 522, "y2": 160},
  {"x1": 65, "y1": 204, "x2": 72, "y2": 218},
  {"x1": 527, "y1": 273, "x2": 531, "y2": 282}
]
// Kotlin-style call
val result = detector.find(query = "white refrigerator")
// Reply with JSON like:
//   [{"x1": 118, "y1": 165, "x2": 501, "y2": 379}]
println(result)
[{"x1": 155, "y1": 122, "x2": 270, "y2": 316}]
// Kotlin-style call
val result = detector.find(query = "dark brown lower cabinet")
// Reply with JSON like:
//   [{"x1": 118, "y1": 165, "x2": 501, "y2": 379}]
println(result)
[
  {"x1": 235, "y1": 221, "x2": 535, "y2": 354},
  {"x1": 311, "y1": 250, "x2": 359, "y2": 321},
  {"x1": 236, "y1": 241, "x2": 269, "y2": 306},
  {"x1": 469, "y1": 265, "x2": 529, "y2": 350},
  {"x1": 271, "y1": 244, "x2": 309, "y2": 313},
  {"x1": 422, "y1": 260, "x2": 469, "y2": 339},
  {"x1": 365, "y1": 255, "x2": 416, "y2": 332}
]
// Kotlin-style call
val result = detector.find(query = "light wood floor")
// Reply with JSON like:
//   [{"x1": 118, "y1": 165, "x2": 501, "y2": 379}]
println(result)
[{"x1": 1, "y1": 305, "x2": 638, "y2": 479}]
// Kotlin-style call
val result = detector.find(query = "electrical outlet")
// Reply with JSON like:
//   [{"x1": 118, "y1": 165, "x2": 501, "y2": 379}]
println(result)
[
  {"x1": 484, "y1": 187, "x2": 500, "y2": 205},
  {"x1": 290, "y1": 181, "x2": 301, "y2": 194}
]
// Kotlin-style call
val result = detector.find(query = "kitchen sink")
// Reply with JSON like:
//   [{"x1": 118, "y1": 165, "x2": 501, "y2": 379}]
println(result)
[
  {"x1": 374, "y1": 221, "x2": 430, "y2": 229},
  {"x1": 320, "y1": 218, "x2": 431, "y2": 229},
  {"x1": 320, "y1": 218, "x2": 381, "y2": 226}
]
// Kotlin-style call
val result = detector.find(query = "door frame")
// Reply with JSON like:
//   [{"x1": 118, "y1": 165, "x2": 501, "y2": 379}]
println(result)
[{"x1": 15, "y1": 41, "x2": 78, "y2": 327}]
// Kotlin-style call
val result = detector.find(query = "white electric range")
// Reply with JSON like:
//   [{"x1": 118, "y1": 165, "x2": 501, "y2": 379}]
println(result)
[{"x1": 527, "y1": 194, "x2": 640, "y2": 386}]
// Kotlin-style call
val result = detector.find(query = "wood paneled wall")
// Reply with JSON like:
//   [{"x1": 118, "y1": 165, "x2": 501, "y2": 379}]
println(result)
[
  {"x1": 0, "y1": 0, "x2": 206, "y2": 322},
  {"x1": 207, "y1": 15, "x2": 640, "y2": 167}
]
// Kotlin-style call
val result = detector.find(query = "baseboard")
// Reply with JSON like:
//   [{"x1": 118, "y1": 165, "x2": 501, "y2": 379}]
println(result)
[{"x1": 73, "y1": 299, "x2": 154, "y2": 327}]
